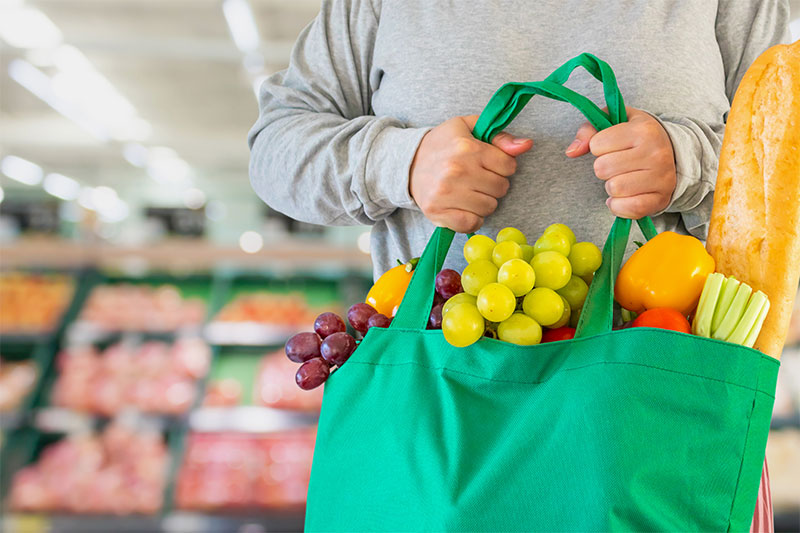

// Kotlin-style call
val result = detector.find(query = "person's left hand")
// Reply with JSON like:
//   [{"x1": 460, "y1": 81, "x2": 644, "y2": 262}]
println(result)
[{"x1": 565, "y1": 107, "x2": 677, "y2": 219}]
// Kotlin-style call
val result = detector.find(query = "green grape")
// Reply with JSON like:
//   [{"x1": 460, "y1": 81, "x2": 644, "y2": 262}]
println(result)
[
  {"x1": 463, "y1": 234, "x2": 496, "y2": 263},
  {"x1": 550, "y1": 295, "x2": 572, "y2": 328},
  {"x1": 520, "y1": 244, "x2": 535, "y2": 263},
  {"x1": 496, "y1": 227, "x2": 527, "y2": 246},
  {"x1": 533, "y1": 231, "x2": 571, "y2": 257},
  {"x1": 568, "y1": 242, "x2": 602, "y2": 277},
  {"x1": 442, "y1": 293, "x2": 477, "y2": 317},
  {"x1": 522, "y1": 287, "x2": 564, "y2": 327},
  {"x1": 476, "y1": 283, "x2": 517, "y2": 322},
  {"x1": 569, "y1": 306, "x2": 582, "y2": 328},
  {"x1": 544, "y1": 223, "x2": 576, "y2": 245},
  {"x1": 531, "y1": 251, "x2": 572, "y2": 290},
  {"x1": 461, "y1": 260, "x2": 499, "y2": 296},
  {"x1": 497, "y1": 259, "x2": 536, "y2": 297},
  {"x1": 581, "y1": 273, "x2": 594, "y2": 287},
  {"x1": 556, "y1": 276, "x2": 589, "y2": 310},
  {"x1": 491, "y1": 241, "x2": 523, "y2": 268},
  {"x1": 497, "y1": 313, "x2": 542, "y2": 345},
  {"x1": 442, "y1": 302, "x2": 485, "y2": 348}
]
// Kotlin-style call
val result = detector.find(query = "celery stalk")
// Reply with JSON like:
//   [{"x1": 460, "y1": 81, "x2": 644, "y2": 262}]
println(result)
[
  {"x1": 711, "y1": 277, "x2": 740, "y2": 335},
  {"x1": 693, "y1": 273, "x2": 724, "y2": 337},
  {"x1": 743, "y1": 296, "x2": 771, "y2": 348},
  {"x1": 727, "y1": 291, "x2": 769, "y2": 345},
  {"x1": 712, "y1": 283, "x2": 752, "y2": 341}
]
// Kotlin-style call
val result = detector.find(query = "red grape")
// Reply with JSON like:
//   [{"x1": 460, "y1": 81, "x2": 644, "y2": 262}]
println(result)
[
  {"x1": 314, "y1": 312, "x2": 346, "y2": 339},
  {"x1": 435, "y1": 269, "x2": 463, "y2": 300},
  {"x1": 347, "y1": 303, "x2": 377, "y2": 335},
  {"x1": 295, "y1": 358, "x2": 330, "y2": 390},
  {"x1": 285, "y1": 332, "x2": 322, "y2": 363},
  {"x1": 366, "y1": 313, "x2": 391, "y2": 331},
  {"x1": 320, "y1": 332, "x2": 357, "y2": 366},
  {"x1": 428, "y1": 303, "x2": 443, "y2": 330},
  {"x1": 433, "y1": 292, "x2": 445, "y2": 307}
]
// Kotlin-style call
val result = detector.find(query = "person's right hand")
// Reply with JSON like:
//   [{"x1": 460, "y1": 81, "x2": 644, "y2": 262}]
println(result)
[{"x1": 409, "y1": 115, "x2": 533, "y2": 233}]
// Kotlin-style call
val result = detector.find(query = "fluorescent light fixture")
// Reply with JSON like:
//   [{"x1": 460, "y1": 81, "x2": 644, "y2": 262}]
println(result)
[
  {"x1": 239, "y1": 230, "x2": 264, "y2": 254},
  {"x1": 1, "y1": 155, "x2": 43, "y2": 185},
  {"x1": 122, "y1": 143, "x2": 149, "y2": 167},
  {"x1": 9, "y1": 59, "x2": 110, "y2": 140},
  {"x1": 146, "y1": 147, "x2": 192, "y2": 186},
  {"x1": 222, "y1": 0, "x2": 260, "y2": 53},
  {"x1": 43, "y1": 173, "x2": 81, "y2": 201},
  {"x1": 0, "y1": 6, "x2": 62, "y2": 49},
  {"x1": 78, "y1": 187, "x2": 96, "y2": 210},
  {"x1": 183, "y1": 188, "x2": 207, "y2": 209},
  {"x1": 78, "y1": 186, "x2": 129, "y2": 222}
]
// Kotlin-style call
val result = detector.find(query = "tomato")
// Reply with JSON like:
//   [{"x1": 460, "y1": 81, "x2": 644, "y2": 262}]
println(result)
[
  {"x1": 631, "y1": 308, "x2": 691, "y2": 333},
  {"x1": 541, "y1": 326, "x2": 576, "y2": 343}
]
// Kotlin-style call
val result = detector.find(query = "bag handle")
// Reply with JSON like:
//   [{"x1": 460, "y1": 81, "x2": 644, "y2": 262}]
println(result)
[{"x1": 391, "y1": 53, "x2": 657, "y2": 337}]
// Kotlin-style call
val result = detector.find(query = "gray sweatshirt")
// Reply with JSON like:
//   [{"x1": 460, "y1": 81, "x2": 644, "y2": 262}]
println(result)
[{"x1": 249, "y1": 1, "x2": 790, "y2": 279}]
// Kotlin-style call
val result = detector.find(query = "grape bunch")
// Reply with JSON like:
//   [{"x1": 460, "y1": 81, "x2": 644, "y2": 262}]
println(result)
[
  {"x1": 285, "y1": 304, "x2": 395, "y2": 390},
  {"x1": 442, "y1": 224, "x2": 602, "y2": 347}
]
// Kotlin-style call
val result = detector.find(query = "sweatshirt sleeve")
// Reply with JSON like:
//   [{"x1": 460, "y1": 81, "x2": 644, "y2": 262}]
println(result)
[
  {"x1": 247, "y1": 0, "x2": 430, "y2": 226},
  {"x1": 652, "y1": 0, "x2": 790, "y2": 238}
]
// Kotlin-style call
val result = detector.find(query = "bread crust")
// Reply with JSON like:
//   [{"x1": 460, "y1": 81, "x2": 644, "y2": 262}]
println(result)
[{"x1": 707, "y1": 41, "x2": 800, "y2": 359}]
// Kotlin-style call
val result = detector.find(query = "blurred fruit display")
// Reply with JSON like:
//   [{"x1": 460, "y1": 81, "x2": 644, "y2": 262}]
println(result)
[
  {"x1": 51, "y1": 338, "x2": 210, "y2": 415},
  {"x1": 9, "y1": 423, "x2": 168, "y2": 514},
  {"x1": 0, "y1": 273, "x2": 74, "y2": 334},
  {"x1": 78, "y1": 284, "x2": 206, "y2": 332},
  {"x1": 206, "y1": 291, "x2": 338, "y2": 345},
  {"x1": 0, "y1": 359, "x2": 37, "y2": 411},
  {"x1": 175, "y1": 429, "x2": 316, "y2": 510},
  {"x1": 255, "y1": 349, "x2": 323, "y2": 411}
]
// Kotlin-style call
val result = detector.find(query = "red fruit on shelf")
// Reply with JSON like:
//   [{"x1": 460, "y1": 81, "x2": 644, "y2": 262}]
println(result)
[
  {"x1": 541, "y1": 327, "x2": 576, "y2": 343},
  {"x1": 255, "y1": 350, "x2": 323, "y2": 411}
]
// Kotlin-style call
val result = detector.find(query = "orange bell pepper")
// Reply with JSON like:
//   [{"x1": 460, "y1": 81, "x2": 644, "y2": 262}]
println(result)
[
  {"x1": 615, "y1": 231, "x2": 715, "y2": 315},
  {"x1": 365, "y1": 259, "x2": 417, "y2": 317}
]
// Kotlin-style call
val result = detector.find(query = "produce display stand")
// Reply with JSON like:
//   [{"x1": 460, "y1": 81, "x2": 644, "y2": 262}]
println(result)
[{"x1": 0, "y1": 265, "x2": 372, "y2": 533}]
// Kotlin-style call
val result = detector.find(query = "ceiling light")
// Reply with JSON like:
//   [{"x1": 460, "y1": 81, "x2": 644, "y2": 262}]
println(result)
[
  {"x1": 222, "y1": 0, "x2": 260, "y2": 53},
  {"x1": 239, "y1": 230, "x2": 263, "y2": 254},
  {"x1": 183, "y1": 188, "x2": 207, "y2": 209},
  {"x1": 1, "y1": 155, "x2": 43, "y2": 185},
  {"x1": 43, "y1": 173, "x2": 81, "y2": 200},
  {"x1": 78, "y1": 187, "x2": 96, "y2": 210},
  {"x1": 9, "y1": 59, "x2": 110, "y2": 140},
  {"x1": 122, "y1": 143, "x2": 149, "y2": 167},
  {"x1": 0, "y1": 6, "x2": 62, "y2": 49}
]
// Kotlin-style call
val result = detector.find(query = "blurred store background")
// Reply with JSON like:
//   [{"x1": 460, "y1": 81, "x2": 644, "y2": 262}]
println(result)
[{"x1": 0, "y1": 1, "x2": 799, "y2": 532}]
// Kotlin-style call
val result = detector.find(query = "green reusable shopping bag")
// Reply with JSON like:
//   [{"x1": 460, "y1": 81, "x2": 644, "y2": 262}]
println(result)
[{"x1": 305, "y1": 54, "x2": 779, "y2": 532}]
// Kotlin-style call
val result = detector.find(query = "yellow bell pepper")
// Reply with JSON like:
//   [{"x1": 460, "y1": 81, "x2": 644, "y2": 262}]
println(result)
[
  {"x1": 365, "y1": 259, "x2": 417, "y2": 317},
  {"x1": 615, "y1": 231, "x2": 715, "y2": 316}
]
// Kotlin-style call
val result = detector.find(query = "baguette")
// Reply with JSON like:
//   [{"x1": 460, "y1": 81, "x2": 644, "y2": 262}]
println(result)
[{"x1": 707, "y1": 40, "x2": 800, "y2": 360}]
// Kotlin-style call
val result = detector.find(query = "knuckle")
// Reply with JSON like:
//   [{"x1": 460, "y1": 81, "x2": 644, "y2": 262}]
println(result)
[
  {"x1": 453, "y1": 137, "x2": 476, "y2": 156},
  {"x1": 442, "y1": 161, "x2": 463, "y2": 179}
]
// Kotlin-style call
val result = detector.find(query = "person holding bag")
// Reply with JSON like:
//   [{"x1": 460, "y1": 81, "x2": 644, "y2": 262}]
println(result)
[{"x1": 248, "y1": 2, "x2": 791, "y2": 531}]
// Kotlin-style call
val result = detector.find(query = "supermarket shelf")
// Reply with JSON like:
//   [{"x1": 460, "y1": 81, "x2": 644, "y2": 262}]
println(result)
[
  {"x1": 0, "y1": 238, "x2": 373, "y2": 271},
  {"x1": 34, "y1": 407, "x2": 185, "y2": 434},
  {"x1": 189, "y1": 405, "x2": 317, "y2": 433},
  {"x1": 204, "y1": 321, "x2": 299, "y2": 347},
  {"x1": 771, "y1": 413, "x2": 800, "y2": 430},
  {"x1": 1, "y1": 510, "x2": 305, "y2": 533},
  {"x1": 775, "y1": 508, "x2": 800, "y2": 533}
]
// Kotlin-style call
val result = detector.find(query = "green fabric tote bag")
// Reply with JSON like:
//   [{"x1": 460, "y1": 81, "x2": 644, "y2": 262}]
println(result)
[{"x1": 305, "y1": 54, "x2": 779, "y2": 532}]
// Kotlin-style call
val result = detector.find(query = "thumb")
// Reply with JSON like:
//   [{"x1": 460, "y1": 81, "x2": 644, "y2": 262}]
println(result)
[
  {"x1": 566, "y1": 121, "x2": 597, "y2": 158},
  {"x1": 461, "y1": 115, "x2": 533, "y2": 157}
]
